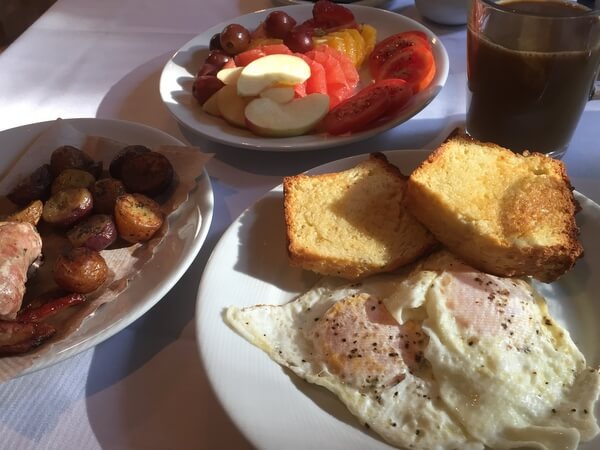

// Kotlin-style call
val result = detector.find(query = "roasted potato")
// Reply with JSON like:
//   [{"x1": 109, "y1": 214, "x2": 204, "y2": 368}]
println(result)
[
  {"x1": 53, "y1": 247, "x2": 108, "y2": 294},
  {"x1": 6, "y1": 200, "x2": 43, "y2": 226},
  {"x1": 120, "y1": 152, "x2": 174, "y2": 197},
  {"x1": 109, "y1": 145, "x2": 151, "y2": 179},
  {"x1": 66, "y1": 214, "x2": 117, "y2": 251},
  {"x1": 91, "y1": 178, "x2": 126, "y2": 214},
  {"x1": 51, "y1": 169, "x2": 96, "y2": 194},
  {"x1": 7, "y1": 164, "x2": 53, "y2": 206},
  {"x1": 114, "y1": 193, "x2": 164, "y2": 243},
  {"x1": 42, "y1": 188, "x2": 93, "y2": 227},
  {"x1": 50, "y1": 145, "x2": 101, "y2": 178}
]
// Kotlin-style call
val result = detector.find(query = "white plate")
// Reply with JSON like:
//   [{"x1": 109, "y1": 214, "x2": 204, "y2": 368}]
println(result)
[
  {"x1": 159, "y1": 5, "x2": 449, "y2": 151},
  {"x1": 197, "y1": 149, "x2": 600, "y2": 450},
  {"x1": 0, "y1": 118, "x2": 214, "y2": 378}
]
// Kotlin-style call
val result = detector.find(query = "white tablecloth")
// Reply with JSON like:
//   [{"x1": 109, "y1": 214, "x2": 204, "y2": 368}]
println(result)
[{"x1": 0, "y1": 0, "x2": 598, "y2": 448}]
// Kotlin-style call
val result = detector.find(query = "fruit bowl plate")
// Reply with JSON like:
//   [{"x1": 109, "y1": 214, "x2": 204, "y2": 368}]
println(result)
[{"x1": 159, "y1": 4, "x2": 449, "y2": 151}]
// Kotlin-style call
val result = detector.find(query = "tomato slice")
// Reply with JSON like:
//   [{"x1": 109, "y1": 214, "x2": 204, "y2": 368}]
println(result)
[
  {"x1": 376, "y1": 44, "x2": 435, "y2": 93},
  {"x1": 322, "y1": 79, "x2": 412, "y2": 135},
  {"x1": 369, "y1": 31, "x2": 430, "y2": 80},
  {"x1": 312, "y1": 0, "x2": 358, "y2": 32}
]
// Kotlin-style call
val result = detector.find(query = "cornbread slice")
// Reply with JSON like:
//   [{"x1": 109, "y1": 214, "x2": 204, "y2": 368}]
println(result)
[
  {"x1": 283, "y1": 153, "x2": 437, "y2": 279},
  {"x1": 405, "y1": 136, "x2": 583, "y2": 282}
]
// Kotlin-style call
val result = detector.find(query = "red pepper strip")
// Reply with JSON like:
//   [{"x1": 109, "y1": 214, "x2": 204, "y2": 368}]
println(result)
[
  {"x1": 0, "y1": 321, "x2": 56, "y2": 356},
  {"x1": 18, "y1": 293, "x2": 86, "y2": 323}
]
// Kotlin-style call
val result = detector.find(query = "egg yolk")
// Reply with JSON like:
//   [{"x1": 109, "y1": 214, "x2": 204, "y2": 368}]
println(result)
[{"x1": 309, "y1": 293, "x2": 428, "y2": 393}]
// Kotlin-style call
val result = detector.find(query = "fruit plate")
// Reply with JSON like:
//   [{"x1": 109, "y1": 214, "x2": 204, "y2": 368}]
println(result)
[
  {"x1": 0, "y1": 118, "x2": 214, "y2": 380},
  {"x1": 196, "y1": 149, "x2": 600, "y2": 449},
  {"x1": 159, "y1": 5, "x2": 449, "y2": 151}
]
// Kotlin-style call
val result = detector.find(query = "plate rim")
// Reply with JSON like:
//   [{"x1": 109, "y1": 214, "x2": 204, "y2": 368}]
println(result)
[
  {"x1": 159, "y1": 5, "x2": 450, "y2": 151},
  {"x1": 0, "y1": 117, "x2": 214, "y2": 379},
  {"x1": 195, "y1": 148, "x2": 600, "y2": 450}
]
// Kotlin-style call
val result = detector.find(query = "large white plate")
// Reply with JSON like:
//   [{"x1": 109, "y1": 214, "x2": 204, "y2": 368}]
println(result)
[
  {"x1": 160, "y1": 5, "x2": 449, "y2": 151},
  {"x1": 0, "y1": 118, "x2": 214, "y2": 378},
  {"x1": 197, "y1": 149, "x2": 600, "y2": 450}
]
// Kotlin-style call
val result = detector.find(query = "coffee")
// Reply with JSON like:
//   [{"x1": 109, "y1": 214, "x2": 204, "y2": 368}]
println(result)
[{"x1": 466, "y1": 0, "x2": 600, "y2": 154}]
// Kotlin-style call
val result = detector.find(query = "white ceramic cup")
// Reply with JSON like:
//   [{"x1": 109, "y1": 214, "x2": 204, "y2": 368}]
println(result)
[{"x1": 414, "y1": 0, "x2": 469, "y2": 25}]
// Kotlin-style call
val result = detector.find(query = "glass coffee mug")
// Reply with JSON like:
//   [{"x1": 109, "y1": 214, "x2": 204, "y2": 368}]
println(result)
[{"x1": 466, "y1": 0, "x2": 600, "y2": 158}]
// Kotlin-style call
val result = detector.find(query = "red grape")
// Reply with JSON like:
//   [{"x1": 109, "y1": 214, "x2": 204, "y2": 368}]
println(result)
[
  {"x1": 192, "y1": 76, "x2": 224, "y2": 105},
  {"x1": 209, "y1": 33, "x2": 222, "y2": 51},
  {"x1": 197, "y1": 63, "x2": 219, "y2": 77},
  {"x1": 265, "y1": 11, "x2": 297, "y2": 39},
  {"x1": 284, "y1": 28, "x2": 314, "y2": 53},
  {"x1": 205, "y1": 50, "x2": 231, "y2": 69},
  {"x1": 220, "y1": 24, "x2": 251, "y2": 55}
]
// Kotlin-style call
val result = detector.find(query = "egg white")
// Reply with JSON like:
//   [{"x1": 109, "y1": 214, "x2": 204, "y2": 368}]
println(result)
[
  {"x1": 226, "y1": 251, "x2": 600, "y2": 450},
  {"x1": 226, "y1": 275, "x2": 483, "y2": 450}
]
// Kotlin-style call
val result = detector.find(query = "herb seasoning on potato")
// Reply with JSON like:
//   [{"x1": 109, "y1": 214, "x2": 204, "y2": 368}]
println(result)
[
  {"x1": 114, "y1": 193, "x2": 164, "y2": 243},
  {"x1": 53, "y1": 247, "x2": 109, "y2": 294}
]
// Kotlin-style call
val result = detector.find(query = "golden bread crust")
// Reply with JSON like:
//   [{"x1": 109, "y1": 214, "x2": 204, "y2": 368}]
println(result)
[
  {"x1": 284, "y1": 153, "x2": 437, "y2": 279},
  {"x1": 405, "y1": 136, "x2": 582, "y2": 282}
]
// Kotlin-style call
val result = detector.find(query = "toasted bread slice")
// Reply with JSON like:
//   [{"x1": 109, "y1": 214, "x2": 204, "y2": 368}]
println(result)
[
  {"x1": 283, "y1": 153, "x2": 437, "y2": 279},
  {"x1": 405, "y1": 136, "x2": 582, "y2": 282}
]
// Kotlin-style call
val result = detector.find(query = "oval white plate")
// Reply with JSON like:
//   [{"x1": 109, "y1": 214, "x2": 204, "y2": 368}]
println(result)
[
  {"x1": 0, "y1": 118, "x2": 214, "y2": 379},
  {"x1": 197, "y1": 149, "x2": 600, "y2": 449},
  {"x1": 160, "y1": 5, "x2": 449, "y2": 151}
]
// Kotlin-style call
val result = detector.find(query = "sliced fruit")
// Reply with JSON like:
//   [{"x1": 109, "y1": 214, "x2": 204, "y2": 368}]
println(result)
[
  {"x1": 217, "y1": 67, "x2": 243, "y2": 85},
  {"x1": 312, "y1": 0, "x2": 358, "y2": 32},
  {"x1": 261, "y1": 44, "x2": 293, "y2": 55},
  {"x1": 360, "y1": 24, "x2": 377, "y2": 56},
  {"x1": 259, "y1": 86, "x2": 295, "y2": 103},
  {"x1": 249, "y1": 38, "x2": 284, "y2": 49},
  {"x1": 305, "y1": 49, "x2": 350, "y2": 108},
  {"x1": 376, "y1": 44, "x2": 435, "y2": 93},
  {"x1": 369, "y1": 31, "x2": 431, "y2": 79},
  {"x1": 296, "y1": 53, "x2": 328, "y2": 95},
  {"x1": 245, "y1": 93, "x2": 330, "y2": 137},
  {"x1": 202, "y1": 91, "x2": 221, "y2": 116},
  {"x1": 234, "y1": 48, "x2": 266, "y2": 67},
  {"x1": 237, "y1": 54, "x2": 311, "y2": 97},
  {"x1": 322, "y1": 79, "x2": 412, "y2": 135},
  {"x1": 315, "y1": 45, "x2": 359, "y2": 90},
  {"x1": 218, "y1": 84, "x2": 252, "y2": 128}
]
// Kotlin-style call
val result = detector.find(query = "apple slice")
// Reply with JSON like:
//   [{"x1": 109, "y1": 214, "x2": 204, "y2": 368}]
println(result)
[
  {"x1": 237, "y1": 54, "x2": 310, "y2": 97},
  {"x1": 259, "y1": 86, "x2": 295, "y2": 104},
  {"x1": 218, "y1": 84, "x2": 252, "y2": 128},
  {"x1": 245, "y1": 93, "x2": 329, "y2": 137},
  {"x1": 217, "y1": 67, "x2": 243, "y2": 86},
  {"x1": 202, "y1": 90, "x2": 221, "y2": 117}
]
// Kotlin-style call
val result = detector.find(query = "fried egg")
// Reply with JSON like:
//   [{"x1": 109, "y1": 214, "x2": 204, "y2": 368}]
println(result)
[
  {"x1": 414, "y1": 251, "x2": 600, "y2": 450},
  {"x1": 226, "y1": 251, "x2": 599, "y2": 450}
]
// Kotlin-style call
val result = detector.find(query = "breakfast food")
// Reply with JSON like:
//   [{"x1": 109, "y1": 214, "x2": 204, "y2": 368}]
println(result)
[
  {"x1": 283, "y1": 153, "x2": 436, "y2": 279},
  {"x1": 405, "y1": 135, "x2": 582, "y2": 282},
  {"x1": 0, "y1": 222, "x2": 43, "y2": 320},
  {"x1": 192, "y1": 0, "x2": 437, "y2": 137},
  {"x1": 227, "y1": 250, "x2": 599, "y2": 450},
  {"x1": 0, "y1": 141, "x2": 174, "y2": 356},
  {"x1": 53, "y1": 247, "x2": 109, "y2": 294}
]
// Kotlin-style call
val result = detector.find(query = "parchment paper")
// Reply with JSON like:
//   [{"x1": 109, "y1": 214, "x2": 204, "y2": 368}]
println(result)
[{"x1": 0, "y1": 119, "x2": 212, "y2": 380}]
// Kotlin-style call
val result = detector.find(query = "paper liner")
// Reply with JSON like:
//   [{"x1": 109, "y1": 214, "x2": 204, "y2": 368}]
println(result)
[{"x1": 0, "y1": 119, "x2": 212, "y2": 381}]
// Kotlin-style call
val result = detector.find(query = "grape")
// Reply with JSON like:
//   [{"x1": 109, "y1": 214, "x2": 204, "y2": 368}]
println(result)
[
  {"x1": 284, "y1": 28, "x2": 314, "y2": 53},
  {"x1": 197, "y1": 63, "x2": 219, "y2": 77},
  {"x1": 220, "y1": 24, "x2": 251, "y2": 55},
  {"x1": 209, "y1": 33, "x2": 222, "y2": 51},
  {"x1": 205, "y1": 51, "x2": 231, "y2": 69},
  {"x1": 192, "y1": 75, "x2": 224, "y2": 105},
  {"x1": 265, "y1": 11, "x2": 297, "y2": 39}
]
